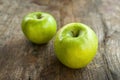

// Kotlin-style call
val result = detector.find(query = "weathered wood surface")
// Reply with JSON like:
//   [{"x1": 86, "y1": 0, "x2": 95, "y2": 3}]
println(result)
[{"x1": 0, "y1": 0, "x2": 120, "y2": 80}]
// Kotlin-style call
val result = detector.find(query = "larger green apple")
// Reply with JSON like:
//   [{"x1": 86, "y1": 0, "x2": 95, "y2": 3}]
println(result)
[
  {"x1": 54, "y1": 23, "x2": 98, "y2": 69},
  {"x1": 21, "y1": 12, "x2": 57, "y2": 44}
]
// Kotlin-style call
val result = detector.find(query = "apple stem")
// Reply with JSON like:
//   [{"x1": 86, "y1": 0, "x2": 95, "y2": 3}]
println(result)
[
  {"x1": 37, "y1": 14, "x2": 42, "y2": 19},
  {"x1": 71, "y1": 30, "x2": 80, "y2": 37}
]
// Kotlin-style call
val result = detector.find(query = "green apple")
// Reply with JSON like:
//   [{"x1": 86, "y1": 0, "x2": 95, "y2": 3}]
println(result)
[
  {"x1": 54, "y1": 23, "x2": 98, "y2": 69},
  {"x1": 21, "y1": 12, "x2": 57, "y2": 44}
]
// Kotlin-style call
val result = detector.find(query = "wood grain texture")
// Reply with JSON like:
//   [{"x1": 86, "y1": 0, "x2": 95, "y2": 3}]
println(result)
[{"x1": 0, "y1": 0, "x2": 120, "y2": 80}]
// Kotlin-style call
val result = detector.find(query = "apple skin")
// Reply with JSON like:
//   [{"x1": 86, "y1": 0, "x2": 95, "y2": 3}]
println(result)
[
  {"x1": 21, "y1": 12, "x2": 57, "y2": 44},
  {"x1": 54, "y1": 23, "x2": 98, "y2": 69}
]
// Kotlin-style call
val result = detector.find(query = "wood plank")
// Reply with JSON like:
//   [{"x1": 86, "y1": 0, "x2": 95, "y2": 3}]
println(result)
[
  {"x1": 99, "y1": 0, "x2": 120, "y2": 80},
  {"x1": 0, "y1": 0, "x2": 120, "y2": 80}
]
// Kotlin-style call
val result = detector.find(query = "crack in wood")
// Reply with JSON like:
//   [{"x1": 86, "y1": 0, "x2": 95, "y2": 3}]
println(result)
[{"x1": 100, "y1": 16, "x2": 114, "y2": 80}]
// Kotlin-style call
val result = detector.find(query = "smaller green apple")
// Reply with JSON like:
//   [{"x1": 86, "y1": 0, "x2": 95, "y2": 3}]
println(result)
[
  {"x1": 54, "y1": 23, "x2": 98, "y2": 69},
  {"x1": 21, "y1": 12, "x2": 57, "y2": 44}
]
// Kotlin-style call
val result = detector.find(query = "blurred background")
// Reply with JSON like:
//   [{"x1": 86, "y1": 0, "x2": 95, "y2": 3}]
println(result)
[{"x1": 0, "y1": 0, "x2": 120, "y2": 80}]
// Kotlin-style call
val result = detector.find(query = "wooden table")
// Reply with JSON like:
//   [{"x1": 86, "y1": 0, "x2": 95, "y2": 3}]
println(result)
[{"x1": 0, "y1": 0, "x2": 120, "y2": 80}]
